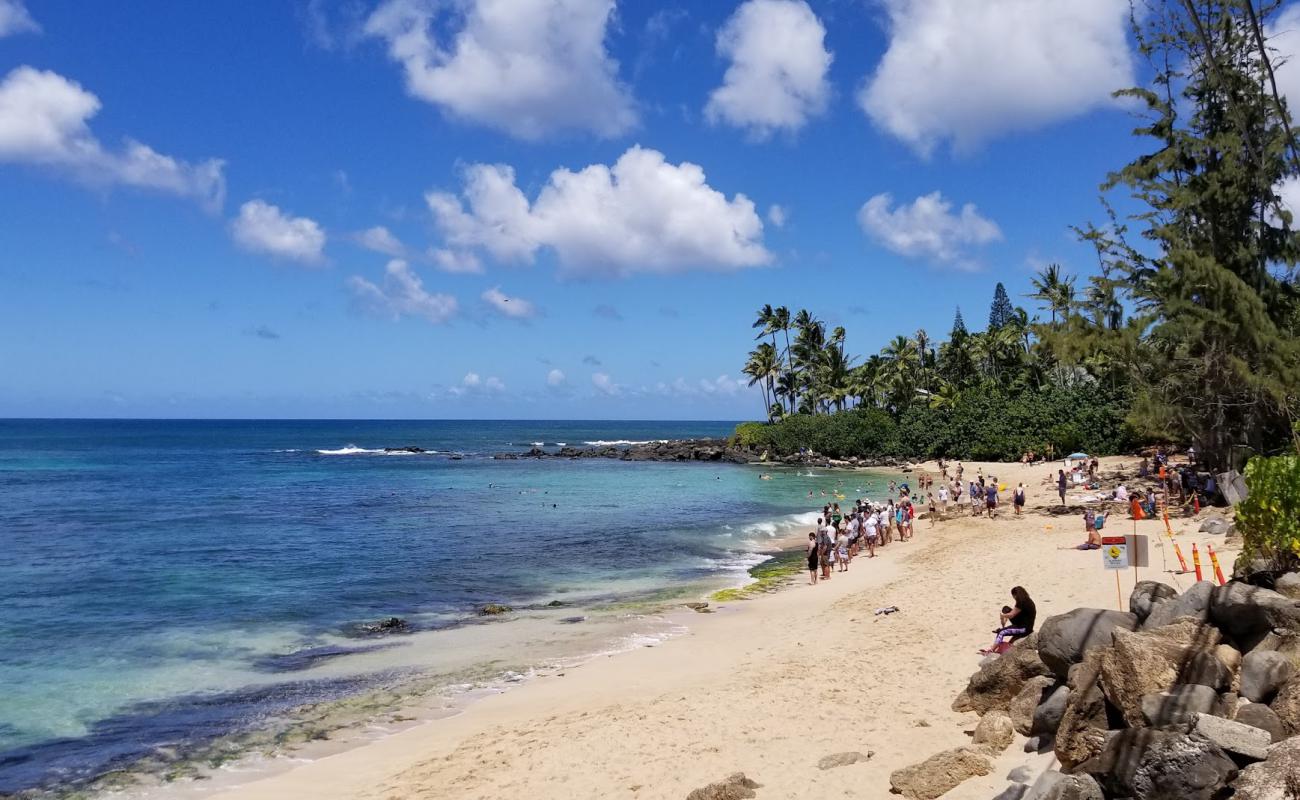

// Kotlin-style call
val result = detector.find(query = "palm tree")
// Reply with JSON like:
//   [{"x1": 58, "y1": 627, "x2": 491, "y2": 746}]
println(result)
[
  {"x1": 816, "y1": 343, "x2": 856, "y2": 412},
  {"x1": 773, "y1": 306, "x2": 793, "y2": 410},
  {"x1": 878, "y1": 335, "x2": 920, "y2": 414},
  {"x1": 927, "y1": 380, "x2": 961, "y2": 410},
  {"x1": 913, "y1": 328, "x2": 931, "y2": 391},
  {"x1": 1029, "y1": 263, "x2": 1077, "y2": 327},
  {"x1": 775, "y1": 369, "x2": 799, "y2": 415},
  {"x1": 743, "y1": 343, "x2": 781, "y2": 421}
]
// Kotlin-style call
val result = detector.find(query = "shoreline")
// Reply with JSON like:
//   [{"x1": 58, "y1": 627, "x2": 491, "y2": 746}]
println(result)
[
  {"x1": 43, "y1": 497, "x2": 834, "y2": 800},
  {"x1": 186, "y1": 455, "x2": 1237, "y2": 800}
]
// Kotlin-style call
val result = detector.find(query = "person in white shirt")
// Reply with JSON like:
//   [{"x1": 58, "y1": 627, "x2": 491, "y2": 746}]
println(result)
[
  {"x1": 1114, "y1": 484, "x2": 1129, "y2": 502},
  {"x1": 863, "y1": 513, "x2": 878, "y2": 558},
  {"x1": 938, "y1": 486, "x2": 949, "y2": 518}
]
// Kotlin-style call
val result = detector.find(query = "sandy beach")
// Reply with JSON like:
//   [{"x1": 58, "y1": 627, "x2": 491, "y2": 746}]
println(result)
[{"x1": 199, "y1": 456, "x2": 1235, "y2": 800}]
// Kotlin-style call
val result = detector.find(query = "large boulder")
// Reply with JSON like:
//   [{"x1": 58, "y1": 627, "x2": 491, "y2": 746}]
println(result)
[
  {"x1": 953, "y1": 633, "x2": 1053, "y2": 715},
  {"x1": 888, "y1": 747, "x2": 993, "y2": 800},
  {"x1": 1037, "y1": 609, "x2": 1139, "y2": 678},
  {"x1": 1272, "y1": 676, "x2": 1300, "y2": 735},
  {"x1": 1143, "y1": 581, "x2": 1215, "y2": 630},
  {"x1": 1235, "y1": 701, "x2": 1286, "y2": 743},
  {"x1": 1198, "y1": 515, "x2": 1232, "y2": 535},
  {"x1": 1216, "y1": 643, "x2": 1243, "y2": 677},
  {"x1": 1241, "y1": 650, "x2": 1296, "y2": 703},
  {"x1": 1022, "y1": 771, "x2": 1103, "y2": 800},
  {"x1": 1140, "y1": 683, "x2": 1221, "y2": 727},
  {"x1": 1009, "y1": 676, "x2": 1057, "y2": 735},
  {"x1": 1130, "y1": 580, "x2": 1179, "y2": 623},
  {"x1": 685, "y1": 773, "x2": 760, "y2": 800},
  {"x1": 1076, "y1": 728, "x2": 1238, "y2": 800},
  {"x1": 973, "y1": 710, "x2": 1016, "y2": 753},
  {"x1": 1229, "y1": 737, "x2": 1300, "y2": 800},
  {"x1": 1276, "y1": 572, "x2": 1300, "y2": 601},
  {"x1": 1208, "y1": 582, "x2": 1300, "y2": 642},
  {"x1": 1098, "y1": 619, "x2": 1224, "y2": 726},
  {"x1": 1033, "y1": 684, "x2": 1071, "y2": 737},
  {"x1": 1054, "y1": 652, "x2": 1113, "y2": 769},
  {"x1": 1190, "y1": 712, "x2": 1272, "y2": 761}
]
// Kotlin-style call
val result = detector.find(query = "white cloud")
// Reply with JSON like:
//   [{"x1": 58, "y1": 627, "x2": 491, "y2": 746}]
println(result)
[
  {"x1": 364, "y1": 0, "x2": 635, "y2": 140},
  {"x1": 1268, "y1": 5, "x2": 1300, "y2": 121},
  {"x1": 427, "y1": 145, "x2": 771, "y2": 278},
  {"x1": 450, "y1": 371, "x2": 504, "y2": 396},
  {"x1": 347, "y1": 259, "x2": 458, "y2": 323},
  {"x1": 857, "y1": 191, "x2": 1002, "y2": 267},
  {"x1": 657, "y1": 374, "x2": 744, "y2": 397},
  {"x1": 767, "y1": 204, "x2": 787, "y2": 227},
  {"x1": 355, "y1": 225, "x2": 405, "y2": 257},
  {"x1": 481, "y1": 286, "x2": 538, "y2": 319},
  {"x1": 591, "y1": 372, "x2": 620, "y2": 396},
  {"x1": 0, "y1": 66, "x2": 226, "y2": 209},
  {"x1": 429, "y1": 247, "x2": 484, "y2": 274},
  {"x1": 546, "y1": 368, "x2": 566, "y2": 387},
  {"x1": 0, "y1": 0, "x2": 38, "y2": 37},
  {"x1": 705, "y1": 0, "x2": 831, "y2": 138},
  {"x1": 859, "y1": 0, "x2": 1134, "y2": 155},
  {"x1": 231, "y1": 200, "x2": 327, "y2": 264}
]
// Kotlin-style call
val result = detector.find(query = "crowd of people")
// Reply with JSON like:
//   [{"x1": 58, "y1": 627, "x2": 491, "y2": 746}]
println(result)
[
  {"x1": 801, "y1": 463, "x2": 1038, "y2": 585},
  {"x1": 805, "y1": 490, "x2": 917, "y2": 583}
]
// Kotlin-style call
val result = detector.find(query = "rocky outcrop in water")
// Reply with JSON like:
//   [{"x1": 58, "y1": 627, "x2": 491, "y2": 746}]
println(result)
[{"x1": 493, "y1": 438, "x2": 904, "y2": 467}]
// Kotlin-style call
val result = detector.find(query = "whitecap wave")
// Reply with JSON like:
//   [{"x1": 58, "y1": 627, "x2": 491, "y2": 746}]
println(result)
[
  {"x1": 316, "y1": 445, "x2": 383, "y2": 455},
  {"x1": 581, "y1": 439, "x2": 667, "y2": 446}
]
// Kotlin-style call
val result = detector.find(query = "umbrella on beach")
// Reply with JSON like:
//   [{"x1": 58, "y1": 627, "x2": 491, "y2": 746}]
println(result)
[{"x1": 1066, "y1": 452, "x2": 1089, "y2": 460}]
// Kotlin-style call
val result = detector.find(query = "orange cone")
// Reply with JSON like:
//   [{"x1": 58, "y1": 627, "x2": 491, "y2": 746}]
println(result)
[
  {"x1": 1193, "y1": 493, "x2": 1201, "y2": 515},
  {"x1": 1208, "y1": 545, "x2": 1227, "y2": 585},
  {"x1": 1192, "y1": 543, "x2": 1204, "y2": 582}
]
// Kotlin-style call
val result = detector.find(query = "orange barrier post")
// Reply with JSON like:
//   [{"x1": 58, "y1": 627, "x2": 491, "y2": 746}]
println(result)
[
  {"x1": 1208, "y1": 545, "x2": 1227, "y2": 585},
  {"x1": 1169, "y1": 537, "x2": 1190, "y2": 573},
  {"x1": 1192, "y1": 493, "x2": 1201, "y2": 515},
  {"x1": 1192, "y1": 543, "x2": 1204, "y2": 582},
  {"x1": 1130, "y1": 498, "x2": 1146, "y2": 520}
]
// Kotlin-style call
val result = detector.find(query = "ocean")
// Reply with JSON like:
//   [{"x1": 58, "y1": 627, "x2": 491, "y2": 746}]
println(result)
[{"x1": 0, "y1": 420, "x2": 889, "y2": 796}]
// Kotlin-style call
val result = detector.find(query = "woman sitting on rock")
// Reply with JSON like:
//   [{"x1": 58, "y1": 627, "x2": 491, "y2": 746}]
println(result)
[{"x1": 979, "y1": 586, "x2": 1036, "y2": 655}]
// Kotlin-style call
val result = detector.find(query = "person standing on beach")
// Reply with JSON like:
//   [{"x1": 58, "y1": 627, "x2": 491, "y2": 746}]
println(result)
[
  {"x1": 1057, "y1": 469, "x2": 1068, "y2": 506},
  {"x1": 1013, "y1": 483, "x2": 1026, "y2": 515},
  {"x1": 985, "y1": 481, "x2": 998, "y2": 518},
  {"x1": 938, "y1": 484, "x2": 949, "y2": 519},
  {"x1": 863, "y1": 511, "x2": 878, "y2": 557},
  {"x1": 806, "y1": 532, "x2": 819, "y2": 584},
  {"x1": 835, "y1": 526, "x2": 849, "y2": 572},
  {"x1": 817, "y1": 519, "x2": 833, "y2": 580}
]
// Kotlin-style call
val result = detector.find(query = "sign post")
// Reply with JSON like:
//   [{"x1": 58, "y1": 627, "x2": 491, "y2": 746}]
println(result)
[{"x1": 1102, "y1": 535, "x2": 1129, "y2": 609}]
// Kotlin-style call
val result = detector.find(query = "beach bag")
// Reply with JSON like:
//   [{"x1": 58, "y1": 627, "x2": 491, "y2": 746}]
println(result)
[{"x1": 1094, "y1": 514, "x2": 1105, "y2": 530}]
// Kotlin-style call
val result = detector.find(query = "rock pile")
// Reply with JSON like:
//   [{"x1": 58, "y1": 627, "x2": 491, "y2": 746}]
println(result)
[{"x1": 913, "y1": 576, "x2": 1300, "y2": 798}]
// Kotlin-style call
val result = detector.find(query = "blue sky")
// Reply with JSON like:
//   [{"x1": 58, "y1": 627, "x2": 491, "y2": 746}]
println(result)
[{"x1": 4, "y1": 0, "x2": 1283, "y2": 420}]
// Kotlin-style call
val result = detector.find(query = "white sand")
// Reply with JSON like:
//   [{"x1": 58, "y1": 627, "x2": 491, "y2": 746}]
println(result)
[{"x1": 201, "y1": 456, "x2": 1235, "y2": 800}]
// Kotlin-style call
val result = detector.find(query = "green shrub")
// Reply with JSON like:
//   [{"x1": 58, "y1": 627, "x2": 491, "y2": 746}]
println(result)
[{"x1": 1236, "y1": 455, "x2": 1300, "y2": 569}]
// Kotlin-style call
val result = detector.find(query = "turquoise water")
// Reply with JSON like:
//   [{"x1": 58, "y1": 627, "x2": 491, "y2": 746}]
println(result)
[{"x1": 0, "y1": 420, "x2": 887, "y2": 795}]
